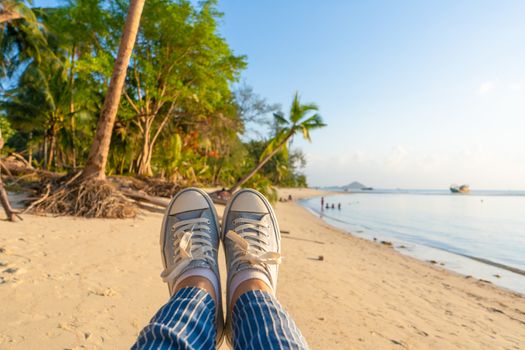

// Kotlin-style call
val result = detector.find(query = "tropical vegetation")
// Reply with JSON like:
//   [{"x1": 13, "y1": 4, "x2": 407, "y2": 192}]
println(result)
[{"x1": 0, "y1": 0, "x2": 326, "y2": 214}]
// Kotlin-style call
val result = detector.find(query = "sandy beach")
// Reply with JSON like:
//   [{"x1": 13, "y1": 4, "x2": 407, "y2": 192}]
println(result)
[{"x1": 1, "y1": 188, "x2": 524, "y2": 349}]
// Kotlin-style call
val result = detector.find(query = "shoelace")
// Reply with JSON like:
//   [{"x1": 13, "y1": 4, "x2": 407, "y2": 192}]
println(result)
[
  {"x1": 226, "y1": 216, "x2": 282, "y2": 267},
  {"x1": 161, "y1": 217, "x2": 216, "y2": 283}
]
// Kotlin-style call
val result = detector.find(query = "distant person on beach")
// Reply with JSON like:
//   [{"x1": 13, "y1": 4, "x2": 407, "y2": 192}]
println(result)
[
  {"x1": 338, "y1": 203, "x2": 341, "y2": 210},
  {"x1": 325, "y1": 203, "x2": 329, "y2": 209},
  {"x1": 331, "y1": 203, "x2": 335, "y2": 209},
  {"x1": 321, "y1": 196, "x2": 324, "y2": 209},
  {"x1": 132, "y1": 188, "x2": 308, "y2": 349}
]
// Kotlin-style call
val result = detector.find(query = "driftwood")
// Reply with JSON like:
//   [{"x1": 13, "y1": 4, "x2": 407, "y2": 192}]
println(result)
[
  {"x1": 0, "y1": 154, "x2": 39, "y2": 177},
  {"x1": 0, "y1": 174, "x2": 21, "y2": 221},
  {"x1": 0, "y1": 135, "x2": 22, "y2": 221},
  {"x1": 22, "y1": 183, "x2": 51, "y2": 214},
  {"x1": 122, "y1": 188, "x2": 228, "y2": 207},
  {"x1": 121, "y1": 189, "x2": 170, "y2": 207},
  {"x1": 208, "y1": 190, "x2": 228, "y2": 205},
  {"x1": 0, "y1": 161, "x2": 12, "y2": 176},
  {"x1": 9, "y1": 152, "x2": 32, "y2": 168}
]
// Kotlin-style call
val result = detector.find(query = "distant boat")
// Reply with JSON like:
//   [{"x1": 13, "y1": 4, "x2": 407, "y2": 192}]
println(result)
[
  {"x1": 361, "y1": 187, "x2": 373, "y2": 191},
  {"x1": 450, "y1": 184, "x2": 470, "y2": 193}
]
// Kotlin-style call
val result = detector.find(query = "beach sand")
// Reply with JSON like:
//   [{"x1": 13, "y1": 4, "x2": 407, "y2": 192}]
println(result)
[{"x1": 0, "y1": 188, "x2": 524, "y2": 349}]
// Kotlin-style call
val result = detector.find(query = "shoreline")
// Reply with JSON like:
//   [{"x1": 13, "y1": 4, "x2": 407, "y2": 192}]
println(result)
[
  {"x1": 457, "y1": 253, "x2": 525, "y2": 277},
  {"x1": 276, "y1": 189, "x2": 525, "y2": 348},
  {"x1": 310, "y1": 200, "x2": 525, "y2": 277},
  {"x1": 301, "y1": 192, "x2": 525, "y2": 296},
  {"x1": 1, "y1": 187, "x2": 524, "y2": 349}
]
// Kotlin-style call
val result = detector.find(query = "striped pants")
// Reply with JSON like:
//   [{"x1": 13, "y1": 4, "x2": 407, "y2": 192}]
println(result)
[{"x1": 131, "y1": 287, "x2": 308, "y2": 349}]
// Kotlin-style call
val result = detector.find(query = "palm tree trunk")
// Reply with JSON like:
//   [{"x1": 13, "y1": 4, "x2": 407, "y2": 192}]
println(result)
[
  {"x1": 82, "y1": 0, "x2": 145, "y2": 181},
  {"x1": 43, "y1": 134, "x2": 48, "y2": 170},
  {"x1": 46, "y1": 129, "x2": 56, "y2": 171},
  {"x1": 28, "y1": 132, "x2": 33, "y2": 166},
  {"x1": 69, "y1": 46, "x2": 77, "y2": 170},
  {"x1": 229, "y1": 134, "x2": 291, "y2": 193}
]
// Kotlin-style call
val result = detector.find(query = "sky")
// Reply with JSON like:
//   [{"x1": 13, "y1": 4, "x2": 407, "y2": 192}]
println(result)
[{"x1": 34, "y1": 0, "x2": 525, "y2": 189}]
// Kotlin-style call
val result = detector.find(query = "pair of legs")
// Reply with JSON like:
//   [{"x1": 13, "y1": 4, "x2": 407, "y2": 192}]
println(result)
[{"x1": 131, "y1": 188, "x2": 308, "y2": 349}]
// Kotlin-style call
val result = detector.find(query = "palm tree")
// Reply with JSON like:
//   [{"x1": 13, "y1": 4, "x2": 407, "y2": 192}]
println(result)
[
  {"x1": 0, "y1": 0, "x2": 47, "y2": 78},
  {"x1": 2, "y1": 60, "x2": 71, "y2": 170},
  {"x1": 228, "y1": 92, "x2": 326, "y2": 193},
  {"x1": 81, "y1": 0, "x2": 145, "y2": 180}
]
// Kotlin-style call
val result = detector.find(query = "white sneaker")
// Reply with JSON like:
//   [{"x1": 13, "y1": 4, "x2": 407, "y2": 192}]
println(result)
[
  {"x1": 159, "y1": 187, "x2": 223, "y2": 345},
  {"x1": 222, "y1": 189, "x2": 282, "y2": 342}
]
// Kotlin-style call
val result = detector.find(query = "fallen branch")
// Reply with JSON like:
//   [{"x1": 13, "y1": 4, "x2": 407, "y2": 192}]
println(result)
[
  {"x1": 0, "y1": 161, "x2": 12, "y2": 176},
  {"x1": 121, "y1": 189, "x2": 169, "y2": 207},
  {"x1": 9, "y1": 172, "x2": 39, "y2": 186},
  {"x1": 0, "y1": 166, "x2": 21, "y2": 221},
  {"x1": 9, "y1": 152, "x2": 32, "y2": 168},
  {"x1": 1, "y1": 136, "x2": 21, "y2": 221},
  {"x1": 207, "y1": 189, "x2": 228, "y2": 205},
  {"x1": 121, "y1": 188, "x2": 227, "y2": 207},
  {"x1": 22, "y1": 183, "x2": 51, "y2": 214}
]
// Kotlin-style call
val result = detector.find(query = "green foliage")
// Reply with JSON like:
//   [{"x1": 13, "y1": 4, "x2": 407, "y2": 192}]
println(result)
[
  {"x1": 0, "y1": 116, "x2": 15, "y2": 154},
  {"x1": 0, "y1": 0, "x2": 49, "y2": 80},
  {"x1": 246, "y1": 139, "x2": 308, "y2": 188},
  {"x1": 0, "y1": 116, "x2": 15, "y2": 140},
  {"x1": 115, "y1": 0, "x2": 246, "y2": 176},
  {"x1": 0, "y1": 0, "x2": 321, "y2": 191},
  {"x1": 258, "y1": 93, "x2": 326, "y2": 164},
  {"x1": 244, "y1": 172, "x2": 278, "y2": 202}
]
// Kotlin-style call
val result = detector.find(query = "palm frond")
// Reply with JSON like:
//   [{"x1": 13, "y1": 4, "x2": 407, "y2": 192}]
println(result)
[{"x1": 273, "y1": 112, "x2": 288, "y2": 126}]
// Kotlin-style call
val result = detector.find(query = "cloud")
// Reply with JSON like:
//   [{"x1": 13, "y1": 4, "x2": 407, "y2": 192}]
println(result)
[{"x1": 478, "y1": 81, "x2": 495, "y2": 95}]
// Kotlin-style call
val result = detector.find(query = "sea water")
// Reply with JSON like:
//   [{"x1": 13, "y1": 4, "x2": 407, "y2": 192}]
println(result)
[{"x1": 300, "y1": 190, "x2": 525, "y2": 295}]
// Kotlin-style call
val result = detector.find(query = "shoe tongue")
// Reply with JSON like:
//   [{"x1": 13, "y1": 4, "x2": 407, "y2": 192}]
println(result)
[
  {"x1": 234, "y1": 212, "x2": 266, "y2": 222},
  {"x1": 173, "y1": 209, "x2": 206, "y2": 221}
]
